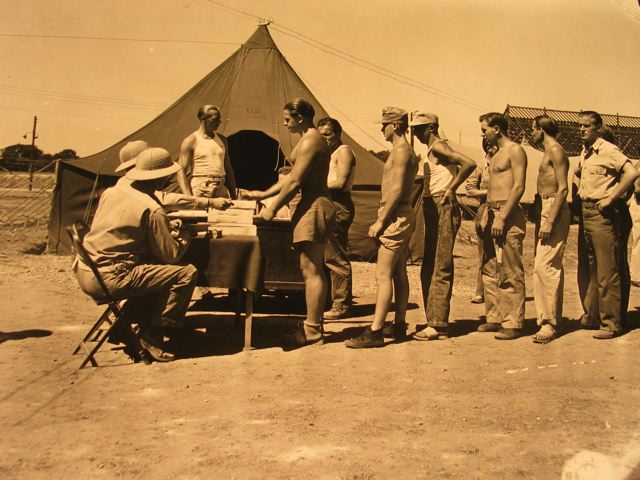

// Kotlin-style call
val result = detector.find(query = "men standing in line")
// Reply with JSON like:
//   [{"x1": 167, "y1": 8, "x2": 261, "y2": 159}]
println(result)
[
  {"x1": 476, "y1": 112, "x2": 528, "y2": 340},
  {"x1": 317, "y1": 117, "x2": 357, "y2": 320},
  {"x1": 345, "y1": 107, "x2": 419, "y2": 348},
  {"x1": 530, "y1": 115, "x2": 570, "y2": 344},
  {"x1": 75, "y1": 148, "x2": 199, "y2": 362},
  {"x1": 575, "y1": 111, "x2": 638, "y2": 339},
  {"x1": 115, "y1": 140, "x2": 232, "y2": 211},
  {"x1": 249, "y1": 99, "x2": 336, "y2": 346},
  {"x1": 410, "y1": 111, "x2": 476, "y2": 341},
  {"x1": 177, "y1": 105, "x2": 237, "y2": 199}
]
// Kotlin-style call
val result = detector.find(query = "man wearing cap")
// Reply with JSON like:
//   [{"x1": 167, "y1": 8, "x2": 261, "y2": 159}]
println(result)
[
  {"x1": 476, "y1": 112, "x2": 528, "y2": 340},
  {"x1": 345, "y1": 107, "x2": 419, "y2": 348},
  {"x1": 574, "y1": 111, "x2": 638, "y2": 339},
  {"x1": 116, "y1": 140, "x2": 231, "y2": 211},
  {"x1": 75, "y1": 148, "x2": 198, "y2": 361},
  {"x1": 410, "y1": 111, "x2": 476, "y2": 341},
  {"x1": 176, "y1": 105, "x2": 237, "y2": 199}
]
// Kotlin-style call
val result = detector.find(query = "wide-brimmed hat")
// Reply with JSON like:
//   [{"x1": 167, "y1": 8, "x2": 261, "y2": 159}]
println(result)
[
  {"x1": 115, "y1": 140, "x2": 150, "y2": 173},
  {"x1": 126, "y1": 147, "x2": 181, "y2": 181},
  {"x1": 376, "y1": 106, "x2": 408, "y2": 124},
  {"x1": 409, "y1": 110, "x2": 439, "y2": 127}
]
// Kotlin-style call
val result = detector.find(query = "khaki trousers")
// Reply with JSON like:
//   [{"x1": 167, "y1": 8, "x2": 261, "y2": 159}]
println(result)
[
  {"x1": 481, "y1": 204, "x2": 526, "y2": 329},
  {"x1": 533, "y1": 197, "x2": 570, "y2": 326}
]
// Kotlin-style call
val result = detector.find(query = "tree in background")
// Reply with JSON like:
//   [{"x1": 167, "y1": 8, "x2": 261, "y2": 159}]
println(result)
[{"x1": 0, "y1": 144, "x2": 77, "y2": 172}]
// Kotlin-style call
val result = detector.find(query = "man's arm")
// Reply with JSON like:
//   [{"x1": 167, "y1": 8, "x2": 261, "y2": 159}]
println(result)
[
  {"x1": 327, "y1": 147, "x2": 355, "y2": 190},
  {"x1": 539, "y1": 144, "x2": 569, "y2": 240},
  {"x1": 156, "y1": 191, "x2": 232, "y2": 211},
  {"x1": 177, "y1": 135, "x2": 195, "y2": 196},
  {"x1": 491, "y1": 144, "x2": 527, "y2": 238},
  {"x1": 220, "y1": 135, "x2": 237, "y2": 199},
  {"x1": 370, "y1": 145, "x2": 412, "y2": 237},
  {"x1": 243, "y1": 175, "x2": 287, "y2": 201},
  {"x1": 599, "y1": 159, "x2": 639, "y2": 210},
  {"x1": 432, "y1": 142, "x2": 476, "y2": 204},
  {"x1": 147, "y1": 209, "x2": 192, "y2": 264},
  {"x1": 259, "y1": 140, "x2": 317, "y2": 220}
]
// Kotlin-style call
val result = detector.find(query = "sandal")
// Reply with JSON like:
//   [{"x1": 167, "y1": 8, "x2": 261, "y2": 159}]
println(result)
[
  {"x1": 532, "y1": 324, "x2": 556, "y2": 344},
  {"x1": 413, "y1": 326, "x2": 447, "y2": 341}
]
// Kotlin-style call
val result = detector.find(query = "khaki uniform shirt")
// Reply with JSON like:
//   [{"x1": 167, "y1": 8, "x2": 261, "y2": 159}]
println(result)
[
  {"x1": 578, "y1": 137, "x2": 630, "y2": 200},
  {"x1": 84, "y1": 180, "x2": 189, "y2": 268}
]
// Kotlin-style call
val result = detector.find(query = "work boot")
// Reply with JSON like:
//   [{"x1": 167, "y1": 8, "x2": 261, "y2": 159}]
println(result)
[
  {"x1": 283, "y1": 322, "x2": 324, "y2": 347},
  {"x1": 345, "y1": 326, "x2": 384, "y2": 349},
  {"x1": 477, "y1": 322, "x2": 501, "y2": 333},
  {"x1": 494, "y1": 328, "x2": 522, "y2": 340},
  {"x1": 382, "y1": 321, "x2": 408, "y2": 340}
]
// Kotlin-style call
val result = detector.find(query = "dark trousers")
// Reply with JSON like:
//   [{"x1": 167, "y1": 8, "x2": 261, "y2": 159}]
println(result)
[
  {"x1": 579, "y1": 201, "x2": 630, "y2": 332},
  {"x1": 421, "y1": 195, "x2": 461, "y2": 327},
  {"x1": 324, "y1": 191, "x2": 355, "y2": 310}
]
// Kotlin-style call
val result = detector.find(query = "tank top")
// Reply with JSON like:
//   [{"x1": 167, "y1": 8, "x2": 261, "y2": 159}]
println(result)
[
  {"x1": 192, "y1": 130, "x2": 226, "y2": 177},
  {"x1": 327, "y1": 144, "x2": 356, "y2": 192},
  {"x1": 423, "y1": 139, "x2": 456, "y2": 197}
]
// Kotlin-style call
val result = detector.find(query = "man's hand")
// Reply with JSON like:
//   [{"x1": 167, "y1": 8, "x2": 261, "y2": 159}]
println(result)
[
  {"x1": 169, "y1": 219, "x2": 182, "y2": 238},
  {"x1": 491, "y1": 213, "x2": 506, "y2": 238},
  {"x1": 368, "y1": 220, "x2": 384, "y2": 239},
  {"x1": 209, "y1": 198, "x2": 232, "y2": 210},
  {"x1": 538, "y1": 221, "x2": 553, "y2": 241},
  {"x1": 440, "y1": 189, "x2": 456, "y2": 205},
  {"x1": 258, "y1": 206, "x2": 275, "y2": 222},
  {"x1": 597, "y1": 197, "x2": 613, "y2": 213}
]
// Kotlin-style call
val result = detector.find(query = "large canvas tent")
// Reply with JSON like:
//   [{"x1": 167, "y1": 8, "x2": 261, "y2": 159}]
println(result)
[{"x1": 48, "y1": 24, "x2": 384, "y2": 257}]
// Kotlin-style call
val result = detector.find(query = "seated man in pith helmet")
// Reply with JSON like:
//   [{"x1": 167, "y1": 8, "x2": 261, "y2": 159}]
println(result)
[{"x1": 75, "y1": 148, "x2": 198, "y2": 362}]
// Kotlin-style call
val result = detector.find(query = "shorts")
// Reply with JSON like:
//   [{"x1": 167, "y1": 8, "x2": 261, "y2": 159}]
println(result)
[
  {"x1": 378, "y1": 203, "x2": 415, "y2": 252},
  {"x1": 191, "y1": 176, "x2": 230, "y2": 198},
  {"x1": 292, "y1": 196, "x2": 336, "y2": 244}
]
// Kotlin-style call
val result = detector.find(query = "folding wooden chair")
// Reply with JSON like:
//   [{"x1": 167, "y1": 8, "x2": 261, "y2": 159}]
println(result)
[{"x1": 67, "y1": 221, "x2": 150, "y2": 368}]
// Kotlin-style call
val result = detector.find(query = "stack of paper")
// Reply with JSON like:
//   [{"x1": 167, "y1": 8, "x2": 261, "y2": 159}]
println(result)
[{"x1": 208, "y1": 200, "x2": 258, "y2": 236}]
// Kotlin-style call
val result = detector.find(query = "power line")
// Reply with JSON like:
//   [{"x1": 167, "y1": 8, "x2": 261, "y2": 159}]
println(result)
[
  {"x1": 198, "y1": 0, "x2": 489, "y2": 112},
  {"x1": 0, "y1": 33, "x2": 238, "y2": 45}
]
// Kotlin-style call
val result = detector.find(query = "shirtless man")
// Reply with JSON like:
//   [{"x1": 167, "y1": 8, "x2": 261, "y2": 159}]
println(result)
[
  {"x1": 345, "y1": 107, "x2": 419, "y2": 348},
  {"x1": 530, "y1": 115, "x2": 570, "y2": 344},
  {"x1": 409, "y1": 110, "x2": 476, "y2": 341},
  {"x1": 176, "y1": 105, "x2": 237, "y2": 199},
  {"x1": 476, "y1": 112, "x2": 527, "y2": 340},
  {"x1": 248, "y1": 98, "x2": 336, "y2": 346}
]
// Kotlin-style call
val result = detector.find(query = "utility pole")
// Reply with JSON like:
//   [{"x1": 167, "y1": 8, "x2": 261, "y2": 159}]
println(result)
[{"x1": 28, "y1": 115, "x2": 38, "y2": 191}]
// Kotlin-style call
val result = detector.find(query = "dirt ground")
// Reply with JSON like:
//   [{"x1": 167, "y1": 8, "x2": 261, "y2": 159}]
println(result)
[{"x1": 1, "y1": 221, "x2": 640, "y2": 480}]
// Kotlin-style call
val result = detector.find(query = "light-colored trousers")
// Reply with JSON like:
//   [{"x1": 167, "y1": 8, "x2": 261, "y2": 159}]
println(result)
[
  {"x1": 533, "y1": 197, "x2": 571, "y2": 326},
  {"x1": 629, "y1": 195, "x2": 640, "y2": 283}
]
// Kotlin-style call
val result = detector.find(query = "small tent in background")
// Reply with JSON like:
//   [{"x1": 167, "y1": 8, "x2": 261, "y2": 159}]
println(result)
[{"x1": 47, "y1": 24, "x2": 384, "y2": 258}]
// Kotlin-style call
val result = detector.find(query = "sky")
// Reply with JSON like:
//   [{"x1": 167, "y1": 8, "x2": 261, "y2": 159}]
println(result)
[{"x1": 0, "y1": 0, "x2": 639, "y2": 157}]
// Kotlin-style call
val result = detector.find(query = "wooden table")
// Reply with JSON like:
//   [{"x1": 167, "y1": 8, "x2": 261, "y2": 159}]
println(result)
[{"x1": 184, "y1": 220, "x2": 304, "y2": 350}]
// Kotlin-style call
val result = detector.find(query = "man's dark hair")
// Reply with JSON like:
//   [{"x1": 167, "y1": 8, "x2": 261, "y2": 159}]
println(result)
[
  {"x1": 534, "y1": 115, "x2": 559, "y2": 137},
  {"x1": 317, "y1": 117, "x2": 342, "y2": 135},
  {"x1": 579, "y1": 110, "x2": 603, "y2": 128},
  {"x1": 197, "y1": 105, "x2": 220, "y2": 121},
  {"x1": 479, "y1": 112, "x2": 509, "y2": 133},
  {"x1": 284, "y1": 98, "x2": 315, "y2": 120}
]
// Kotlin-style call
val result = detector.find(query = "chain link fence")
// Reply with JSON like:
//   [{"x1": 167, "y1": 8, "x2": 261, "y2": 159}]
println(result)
[{"x1": 0, "y1": 160, "x2": 55, "y2": 228}]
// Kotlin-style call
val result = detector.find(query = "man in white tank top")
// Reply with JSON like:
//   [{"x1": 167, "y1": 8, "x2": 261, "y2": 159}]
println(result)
[
  {"x1": 317, "y1": 117, "x2": 356, "y2": 320},
  {"x1": 176, "y1": 105, "x2": 237, "y2": 199},
  {"x1": 410, "y1": 111, "x2": 476, "y2": 341}
]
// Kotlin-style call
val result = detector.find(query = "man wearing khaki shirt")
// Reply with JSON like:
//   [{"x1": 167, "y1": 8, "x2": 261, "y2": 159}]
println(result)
[{"x1": 576, "y1": 111, "x2": 639, "y2": 339}]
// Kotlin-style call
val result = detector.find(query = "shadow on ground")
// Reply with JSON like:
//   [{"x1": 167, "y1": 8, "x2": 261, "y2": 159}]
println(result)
[{"x1": 0, "y1": 329, "x2": 52, "y2": 345}]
